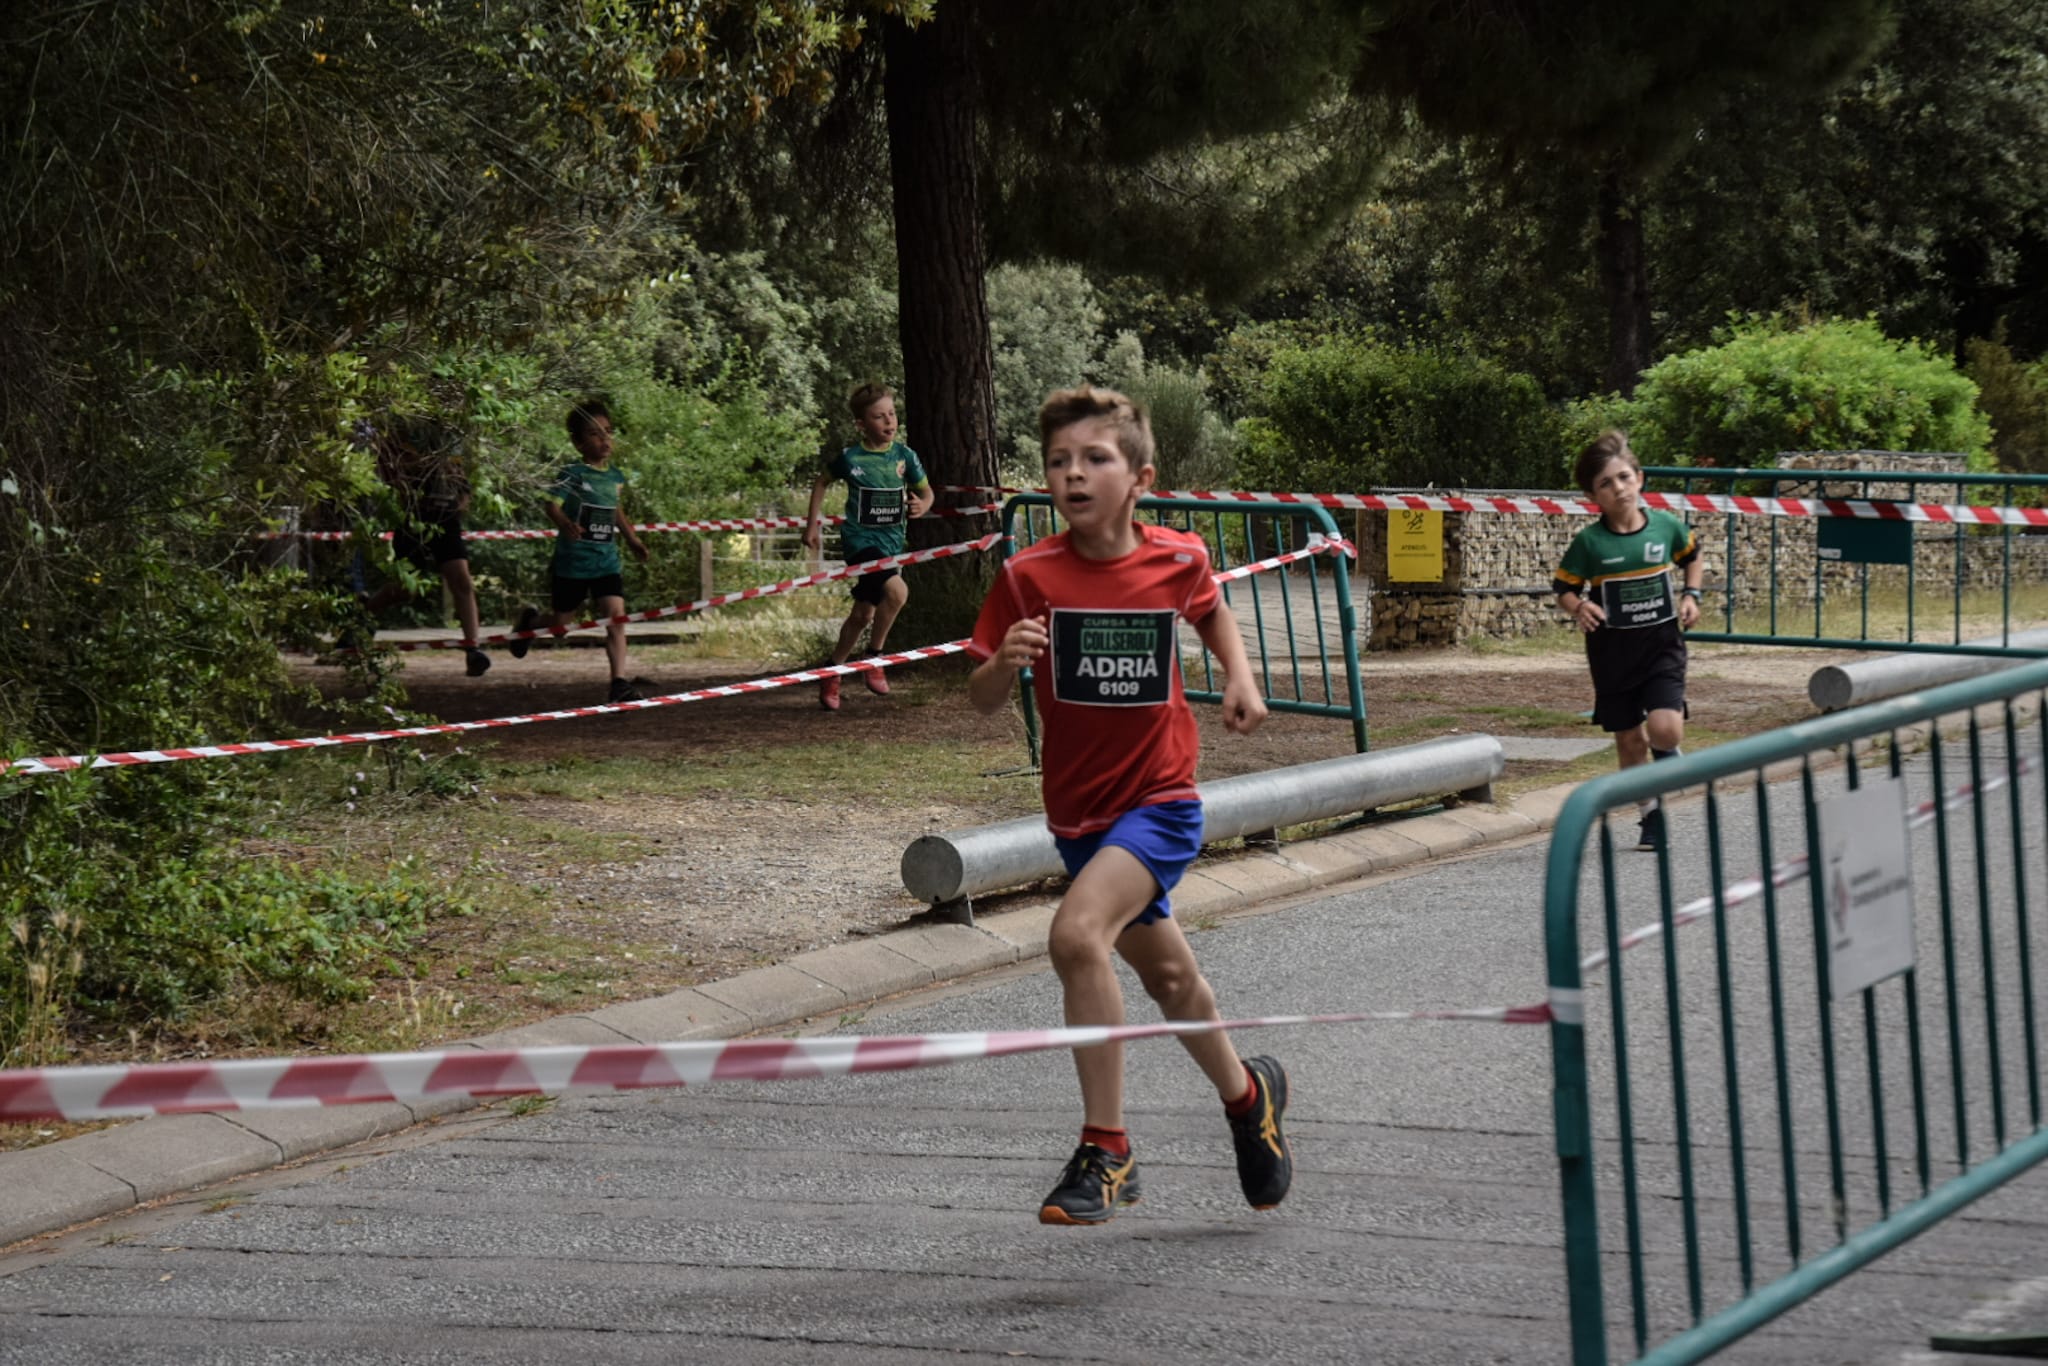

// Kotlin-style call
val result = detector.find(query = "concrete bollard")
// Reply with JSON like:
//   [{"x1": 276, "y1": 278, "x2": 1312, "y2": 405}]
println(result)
[
  {"x1": 1807, "y1": 628, "x2": 2048, "y2": 711},
  {"x1": 901, "y1": 734, "x2": 1507, "y2": 915}
]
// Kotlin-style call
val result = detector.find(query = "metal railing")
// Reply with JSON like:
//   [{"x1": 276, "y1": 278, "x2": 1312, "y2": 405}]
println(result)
[
  {"x1": 1000, "y1": 495, "x2": 1369, "y2": 758},
  {"x1": 1543, "y1": 658, "x2": 2048, "y2": 1362},
  {"x1": 1647, "y1": 465, "x2": 2048, "y2": 658}
]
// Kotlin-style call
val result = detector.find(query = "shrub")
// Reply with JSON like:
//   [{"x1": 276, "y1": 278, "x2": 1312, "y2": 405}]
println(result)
[
  {"x1": 1619, "y1": 316, "x2": 1993, "y2": 469},
  {"x1": 1233, "y1": 335, "x2": 1567, "y2": 494},
  {"x1": 1964, "y1": 334, "x2": 2048, "y2": 476}
]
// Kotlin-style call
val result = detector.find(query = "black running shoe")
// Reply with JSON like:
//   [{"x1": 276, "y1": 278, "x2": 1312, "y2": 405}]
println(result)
[
  {"x1": 508, "y1": 605, "x2": 539, "y2": 659},
  {"x1": 608, "y1": 676, "x2": 646, "y2": 703},
  {"x1": 1635, "y1": 806, "x2": 1665, "y2": 854},
  {"x1": 1229, "y1": 1056, "x2": 1293, "y2": 1209},
  {"x1": 1039, "y1": 1143, "x2": 1141, "y2": 1225},
  {"x1": 464, "y1": 647, "x2": 491, "y2": 677}
]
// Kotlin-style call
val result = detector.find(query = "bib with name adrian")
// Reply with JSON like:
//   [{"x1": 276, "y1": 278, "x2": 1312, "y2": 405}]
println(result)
[
  {"x1": 1595, "y1": 566, "x2": 1678, "y2": 629},
  {"x1": 851, "y1": 483, "x2": 906, "y2": 528},
  {"x1": 1051, "y1": 608, "x2": 1176, "y2": 706}
]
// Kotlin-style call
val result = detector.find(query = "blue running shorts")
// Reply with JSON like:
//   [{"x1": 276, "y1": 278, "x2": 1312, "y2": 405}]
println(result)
[{"x1": 1054, "y1": 799, "x2": 1205, "y2": 927}]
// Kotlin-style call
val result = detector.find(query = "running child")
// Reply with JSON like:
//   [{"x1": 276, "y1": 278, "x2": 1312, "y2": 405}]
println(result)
[
  {"x1": 801, "y1": 382, "x2": 934, "y2": 711},
  {"x1": 358, "y1": 417, "x2": 492, "y2": 678},
  {"x1": 967, "y1": 384, "x2": 1292, "y2": 1226},
  {"x1": 509, "y1": 399, "x2": 650, "y2": 703},
  {"x1": 1552, "y1": 429, "x2": 1704, "y2": 852}
]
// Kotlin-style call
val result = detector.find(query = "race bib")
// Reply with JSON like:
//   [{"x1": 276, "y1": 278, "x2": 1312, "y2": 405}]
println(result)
[
  {"x1": 1596, "y1": 569, "x2": 1677, "y2": 629},
  {"x1": 578, "y1": 502, "x2": 617, "y2": 543},
  {"x1": 1051, "y1": 609, "x2": 1175, "y2": 706},
  {"x1": 852, "y1": 483, "x2": 906, "y2": 528}
]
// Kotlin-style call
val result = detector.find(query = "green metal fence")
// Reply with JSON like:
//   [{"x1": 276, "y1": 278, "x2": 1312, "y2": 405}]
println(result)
[
  {"x1": 1647, "y1": 465, "x2": 2048, "y2": 658},
  {"x1": 1544, "y1": 658, "x2": 2048, "y2": 1362},
  {"x1": 1000, "y1": 494, "x2": 1369, "y2": 759}
]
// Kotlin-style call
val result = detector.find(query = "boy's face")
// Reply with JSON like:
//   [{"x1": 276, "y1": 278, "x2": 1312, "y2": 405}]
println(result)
[
  {"x1": 1588, "y1": 454, "x2": 1641, "y2": 522},
  {"x1": 1044, "y1": 416, "x2": 1153, "y2": 536},
  {"x1": 855, "y1": 396, "x2": 898, "y2": 448},
  {"x1": 571, "y1": 415, "x2": 614, "y2": 465}
]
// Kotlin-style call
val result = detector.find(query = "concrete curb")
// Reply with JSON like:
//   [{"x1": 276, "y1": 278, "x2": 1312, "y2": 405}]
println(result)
[{"x1": 0, "y1": 783, "x2": 1569, "y2": 1249}]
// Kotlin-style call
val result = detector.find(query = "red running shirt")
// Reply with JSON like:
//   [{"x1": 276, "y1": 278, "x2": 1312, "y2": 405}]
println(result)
[{"x1": 969, "y1": 524, "x2": 1220, "y2": 837}]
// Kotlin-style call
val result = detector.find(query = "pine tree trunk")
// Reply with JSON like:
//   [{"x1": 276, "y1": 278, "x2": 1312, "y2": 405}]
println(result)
[
  {"x1": 1596, "y1": 167, "x2": 1654, "y2": 397},
  {"x1": 883, "y1": 11, "x2": 1001, "y2": 637}
]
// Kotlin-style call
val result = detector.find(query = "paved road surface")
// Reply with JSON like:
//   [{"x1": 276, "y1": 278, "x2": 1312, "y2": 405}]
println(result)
[{"x1": 4, "y1": 732, "x2": 2046, "y2": 1364}]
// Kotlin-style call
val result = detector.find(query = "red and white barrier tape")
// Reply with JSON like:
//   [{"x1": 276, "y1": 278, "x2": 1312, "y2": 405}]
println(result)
[
  {"x1": 266, "y1": 504, "x2": 1002, "y2": 542},
  {"x1": 0, "y1": 1007, "x2": 1550, "y2": 1123},
  {"x1": 359, "y1": 533, "x2": 1002, "y2": 655},
  {"x1": 942, "y1": 483, "x2": 2048, "y2": 528},
  {"x1": 1579, "y1": 755, "x2": 2030, "y2": 975},
  {"x1": 0, "y1": 643, "x2": 972, "y2": 777},
  {"x1": 4, "y1": 537, "x2": 1353, "y2": 776}
]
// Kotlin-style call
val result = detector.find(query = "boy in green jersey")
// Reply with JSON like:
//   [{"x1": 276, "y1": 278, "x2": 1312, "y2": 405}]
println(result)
[
  {"x1": 510, "y1": 399, "x2": 651, "y2": 703},
  {"x1": 801, "y1": 382, "x2": 934, "y2": 711},
  {"x1": 1552, "y1": 430, "x2": 1704, "y2": 852}
]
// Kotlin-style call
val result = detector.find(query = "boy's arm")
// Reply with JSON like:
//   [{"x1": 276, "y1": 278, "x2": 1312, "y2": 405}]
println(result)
[
  {"x1": 801, "y1": 472, "x2": 832, "y2": 552},
  {"x1": 908, "y1": 480, "x2": 935, "y2": 519},
  {"x1": 618, "y1": 488, "x2": 649, "y2": 563},
  {"x1": 1677, "y1": 529, "x2": 1704, "y2": 628},
  {"x1": 1193, "y1": 603, "x2": 1267, "y2": 735},
  {"x1": 969, "y1": 615, "x2": 1048, "y2": 714},
  {"x1": 542, "y1": 498, "x2": 580, "y2": 540}
]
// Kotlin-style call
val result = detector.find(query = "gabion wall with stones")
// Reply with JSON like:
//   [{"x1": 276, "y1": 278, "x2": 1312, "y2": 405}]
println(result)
[{"x1": 1351, "y1": 453, "x2": 2048, "y2": 650}]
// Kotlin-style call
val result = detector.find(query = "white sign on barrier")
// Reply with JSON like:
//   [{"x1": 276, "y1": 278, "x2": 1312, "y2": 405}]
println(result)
[{"x1": 1817, "y1": 775, "x2": 1917, "y2": 999}]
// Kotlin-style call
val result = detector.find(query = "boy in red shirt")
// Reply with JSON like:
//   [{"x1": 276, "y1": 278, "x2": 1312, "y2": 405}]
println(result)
[{"x1": 968, "y1": 385, "x2": 1292, "y2": 1225}]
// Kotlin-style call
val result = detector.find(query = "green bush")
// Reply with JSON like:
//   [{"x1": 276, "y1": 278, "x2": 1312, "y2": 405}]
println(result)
[
  {"x1": 1619, "y1": 316, "x2": 1992, "y2": 469},
  {"x1": 1232, "y1": 335, "x2": 1567, "y2": 493},
  {"x1": 1964, "y1": 334, "x2": 2048, "y2": 476}
]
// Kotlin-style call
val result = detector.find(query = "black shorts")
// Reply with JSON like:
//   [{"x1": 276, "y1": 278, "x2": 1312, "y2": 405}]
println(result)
[
  {"x1": 393, "y1": 516, "x2": 466, "y2": 573},
  {"x1": 1590, "y1": 635, "x2": 1689, "y2": 733},
  {"x1": 551, "y1": 573, "x2": 626, "y2": 613},
  {"x1": 850, "y1": 567, "x2": 901, "y2": 606}
]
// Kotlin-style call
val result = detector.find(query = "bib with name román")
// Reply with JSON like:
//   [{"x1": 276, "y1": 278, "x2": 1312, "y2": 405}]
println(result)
[
  {"x1": 1051, "y1": 608, "x2": 1176, "y2": 706},
  {"x1": 851, "y1": 483, "x2": 906, "y2": 528},
  {"x1": 1596, "y1": 567, "x2": 1677, "y2": 629}
]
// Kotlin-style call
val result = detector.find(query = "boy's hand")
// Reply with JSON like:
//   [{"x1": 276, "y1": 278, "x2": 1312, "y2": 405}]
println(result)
[
  {"x1": 1678, "y1": 595, "x2": 1700, "y2": 629},
  {"x1": 560, "y1": 522, "x2": 583, "y2": 542},
  {"x1": 800, "y1": 523, "x2": 822, "y2": 554},
  {"x1": 1570, "y1": 598, "x2": 1605, "y2": 632},
  {"x1": 631, "y1": 540, "x2": 650, "y2": 564},
  {"x1": 996, "y1": 614, "x2": 1049, "y2": 671},
  {"x1": 1219, "y1": 675, "x2": 1267, "y2": 735}
]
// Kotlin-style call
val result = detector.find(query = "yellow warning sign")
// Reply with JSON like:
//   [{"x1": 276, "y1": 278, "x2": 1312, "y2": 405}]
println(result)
[{"x1": 1387, "y1": 509, "x2": 1444, "y2": 582}]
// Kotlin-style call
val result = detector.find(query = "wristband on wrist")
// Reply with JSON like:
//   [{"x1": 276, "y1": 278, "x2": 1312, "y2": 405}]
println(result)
[{"x1": 1681, "y1": 587, "x2": 1703, "y2": 600}]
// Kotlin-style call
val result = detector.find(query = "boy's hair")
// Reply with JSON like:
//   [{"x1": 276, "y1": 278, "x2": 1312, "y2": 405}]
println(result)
[
  {"x1": 1574, "y1": 429, "x2": 1638, "y2": 495},
  {"x1": 847, "y1": 382, "x2": 894, "y2": 421},
  {"x1": 567, "y1": 398, "x2": 612, "y2": 443},
  {"x1": 1037, "y1": 385, "x2": 1155, "y2": 471}
]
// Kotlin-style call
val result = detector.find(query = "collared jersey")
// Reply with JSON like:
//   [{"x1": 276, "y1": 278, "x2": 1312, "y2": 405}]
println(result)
[
  {"x1": 969, "y1": 524, "x2": 1221, "y2": 838},
  {"x1": 547, "y1": 461, "x2": 629, "y2": 578},
  {"x1": 1553, "y1": 507, "x2": 1700, "y2": 692},
  {"x1": 826, "y1": 440, "x2": 929, "y2": 562}
]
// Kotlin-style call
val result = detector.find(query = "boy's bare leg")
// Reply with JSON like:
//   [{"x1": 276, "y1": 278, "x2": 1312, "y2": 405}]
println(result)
[
  {"x1": 830, "y1": 601, "x2": 877, "y2": 664},
  {"x1": 866, "y1": 575, "x2": 909, "y2": 652},
  {"x1": 1117, "y1": 916, "x2": 1253, "y2": 1104},
  {"x1": 1047, "y1": 847, "x2": 1160, "y2": 1129},
  {"x1": 439, "y1": 559, "x2": 483, "y2": 645},
  {"x1": 1644, "y1": 706, "x2": 1685, "y2": 753},
  {"x1": 1613, "y1": 722, "x2": 1651, "y2": 769},
  {"x1": 594, "y1": 594, "x2": 628, "y2": 678}
]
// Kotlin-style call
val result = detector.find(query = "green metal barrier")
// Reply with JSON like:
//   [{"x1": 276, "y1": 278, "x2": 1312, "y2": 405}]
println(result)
[
  {"x1": 1545, "y1": 658, "x2": 2048, "y2": 1362},
  {"x1": 1000, "y1": 494, "x2": 1369, "y2": 759},
  {"x1": 1645, "y1": 465, "x2": 2048, "y2": 658}
]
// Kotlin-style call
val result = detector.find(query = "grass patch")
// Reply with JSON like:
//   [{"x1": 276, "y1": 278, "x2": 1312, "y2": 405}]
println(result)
[
  {"x1": 490, "y1": 739, "x2": 1029, "y2": 809},
  {"x1": 1715, "y1": 582, "x2": 2048, "y2": 644}
]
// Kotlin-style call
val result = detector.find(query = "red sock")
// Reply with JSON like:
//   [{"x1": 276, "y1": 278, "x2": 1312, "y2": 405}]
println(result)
[
  {"x1": 1080, "y1": 1125, "x2": 1130, "y2": 1158},
  {"x1": 1222, "y1": 1067, "x2": 1259, "y2": 1118}
]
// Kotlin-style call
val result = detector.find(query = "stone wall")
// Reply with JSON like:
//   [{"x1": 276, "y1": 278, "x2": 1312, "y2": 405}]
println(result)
[{"x1": 1356, "y1": 453, "x2": 2048, "y2": 650}]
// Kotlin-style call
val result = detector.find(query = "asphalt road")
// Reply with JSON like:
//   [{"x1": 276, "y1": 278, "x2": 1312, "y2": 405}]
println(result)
[{"x1": 3, "y1": 730, "x2": 2046, "y2": 1364}]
